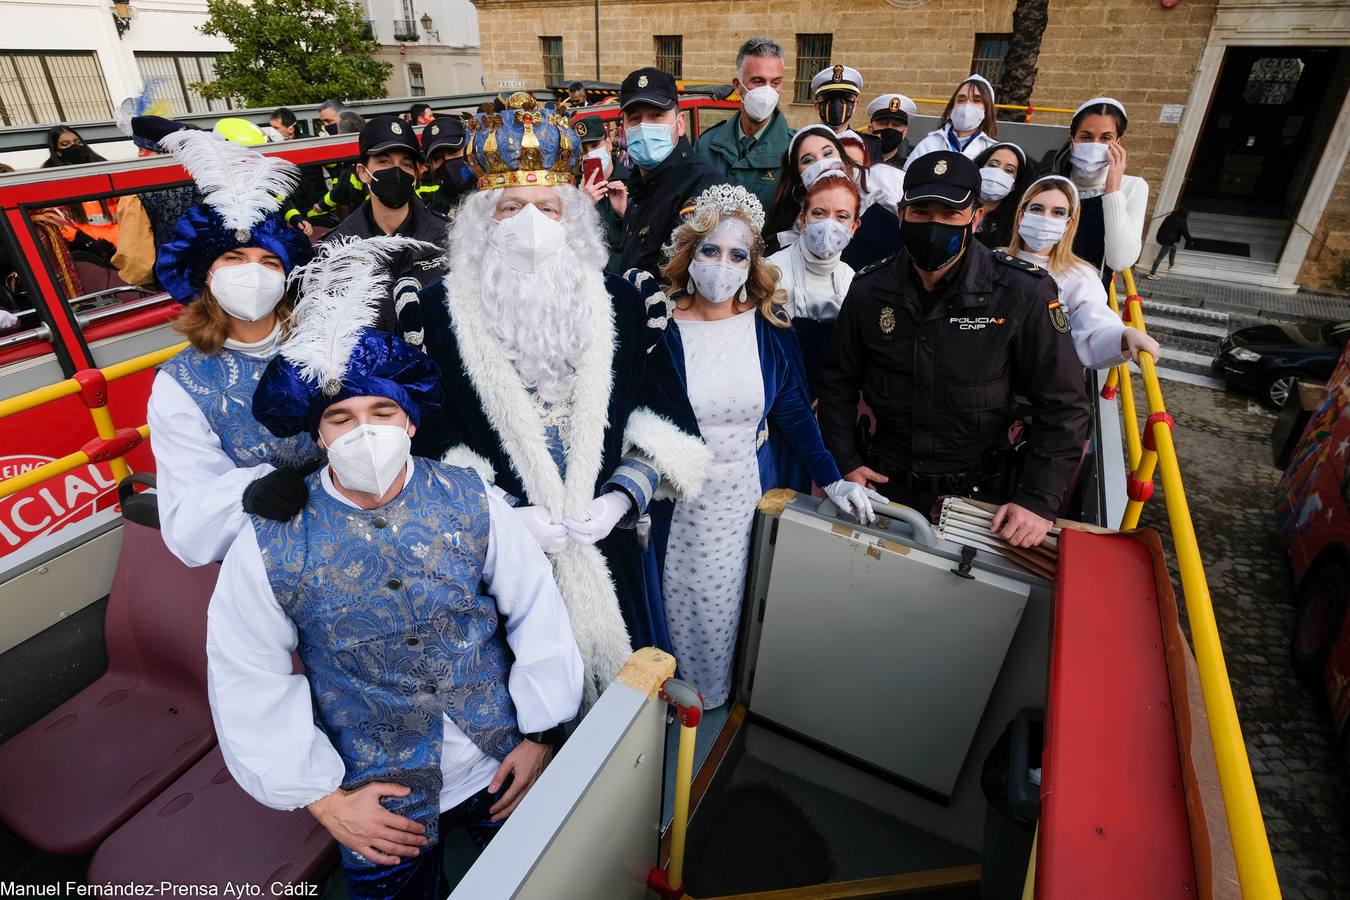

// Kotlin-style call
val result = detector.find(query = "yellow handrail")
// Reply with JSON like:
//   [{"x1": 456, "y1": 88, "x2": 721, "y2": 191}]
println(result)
[
  {"x1": 0, "y1": 342, "x2": 187, "y2": 502},
  {"x1": 1104, "y1": 277, "x2": 1142, "y2": 472},
  {"x1": 1113, "y1": 268, "x2": 1280, "y2": 898}
]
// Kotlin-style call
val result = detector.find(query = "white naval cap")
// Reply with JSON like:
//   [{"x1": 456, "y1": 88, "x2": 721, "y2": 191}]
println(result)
[
  {"x1": 811, "y1": 65, "x2": 863, "y2": 96},
  {"x1": 867, "y1": 93, "x2": 917, "y2": 123},
  {"x1": 959, "y1": 73, "x2": 997, "y2": 105}
]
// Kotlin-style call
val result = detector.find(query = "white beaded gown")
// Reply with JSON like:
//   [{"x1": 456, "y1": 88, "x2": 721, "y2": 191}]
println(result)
[{"x1": 663, "y1": 311, "x2": 765, "y2": 709}]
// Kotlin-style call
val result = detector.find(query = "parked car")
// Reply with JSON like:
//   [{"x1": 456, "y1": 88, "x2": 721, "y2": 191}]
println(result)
[{"x1": 1212, "y1": 320, "x2": 1350, "y2": 407}]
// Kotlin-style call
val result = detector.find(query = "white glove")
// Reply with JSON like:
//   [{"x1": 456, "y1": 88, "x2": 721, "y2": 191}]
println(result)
[
  {"x1": 563, "y1": 492, "x2": 633, "y2": 546},
  {"x1": 1122, "y1": 327, "x2": 1161, "y2": 364},
  {"x1": 0, "y1": 309, "x2": 18, "y2": 330},
  {"x1": 514, "y1": 505, "x2": 569, "y2": 554},
  {"x1": 824, "y1": 479, "x2": 886, "y2": 526}
]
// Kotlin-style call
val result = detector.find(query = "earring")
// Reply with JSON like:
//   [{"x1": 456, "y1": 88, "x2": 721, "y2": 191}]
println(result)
[{"x1": 738, "y1": 285, "x2": 748, "y2": 303}]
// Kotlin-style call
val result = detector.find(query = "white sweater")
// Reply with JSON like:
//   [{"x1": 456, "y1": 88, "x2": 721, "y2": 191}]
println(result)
[
  {"x1": 1016, "y1": 249, "x2": 1127, "y2": 370},
  {"x1": 769, "y1": 241, "x2": 855, "y2": 322},
  {"x1": 1073, "y1": 172, "x2": 1149, "y2": 274}
]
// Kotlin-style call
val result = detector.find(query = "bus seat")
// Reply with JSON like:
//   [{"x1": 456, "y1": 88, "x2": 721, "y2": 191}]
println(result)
[
  {"x1": 73, "y1": 259, "x2": 126, "y2": 296},
  {"x1": 0, "y1": 520, "x2": 218, "y2": 855},
  {"x1": 88, "y1": 747, "x2": 337, "y2": 888}
]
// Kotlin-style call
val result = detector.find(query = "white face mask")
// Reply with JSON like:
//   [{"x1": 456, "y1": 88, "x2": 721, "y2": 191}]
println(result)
[
  {"x1": 585, "y1": 145, "x2": 612, "y2": 176},
  {"x1": 689, "y1": 260, "x2": 749, "y2": 304},
  {"x1": 491, "y1": 202, "x2": 567, "y2": 273},
  {"x1": 1070, "y1": 141, "x2": 1111, "y2": 177},
  {"x1": 801, "y1": 219, "x2": 853, "y2": 259},
  {"x1": 979, "y1": 167, "x2": 1015, "y2": 202},
  {"x1": 324, "y1": 422, "x2": 411, "y2": 496},
  {"x1": 949, "y1": 102, "x2": 984, "y2": 133},
  {"x1": 1017, "y1": 212, "x2": 1068, "y2": 251},
  {"x1": 800, "y1": 156, "x2": 845, "y2": 189},
  {"x1": 741, "y1": 85, "x2": 779, "y2": 123},
  {"x1": 209, "y1": 262, "x2": 286, "y2": 322}
]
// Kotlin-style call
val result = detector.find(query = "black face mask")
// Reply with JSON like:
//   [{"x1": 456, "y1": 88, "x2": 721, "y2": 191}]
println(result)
[
  {"x1": 59, "y1": 144, "x2": 97, "y2": 164},
  {"x1": 819, "y1": 97, "x2": 854, "y2": 129},
  {"x1": 324, "y1": 123, "x2": 339, "y2": 135},
  {"x1": 439, "y1": 160, "x2": 476, "y2": 193},
  {"x1": 878, "y1": 129, "x2": 907, "y2": 155},
  {"x1": 366, "y1": 167, "x2": 416, "y2": 209},
  {"x1": 900, "y1": 216, "x2": 972, "y2": 272}
]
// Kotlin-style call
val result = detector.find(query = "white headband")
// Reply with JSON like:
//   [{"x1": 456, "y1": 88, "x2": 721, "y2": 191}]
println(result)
[
  {"x1": 1022, "y1": 174, "x2": 1081, "y2": 216},
  {"x1": 961, "y1": 74, "x2": 996, "y2": 105},
  {"x1": 1074, "y1": 96, "x2": 1127, "y2": 120}
]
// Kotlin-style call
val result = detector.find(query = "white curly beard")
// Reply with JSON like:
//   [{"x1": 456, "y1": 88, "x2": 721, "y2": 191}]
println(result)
[{"x1": 447, "y1": 186, "x2": 609, "y2": 404}]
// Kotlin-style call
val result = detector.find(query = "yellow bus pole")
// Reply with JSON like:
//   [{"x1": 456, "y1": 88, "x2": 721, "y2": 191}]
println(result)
[
  {"x1": 0, "y1": 450, "x2": 94, "y2": 501},
  {"x1": 1106, "y1": 277, "x2": 1142, "y2": 472},
  {"x1": 649, "y1": 678, "x2": 704, "y2": 900}
]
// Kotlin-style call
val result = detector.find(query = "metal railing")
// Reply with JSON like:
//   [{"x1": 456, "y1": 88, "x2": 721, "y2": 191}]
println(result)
[
  {"x1": 1103, "y1": 267, "x2": 1281, "y2": 899},
  {"x1": 0, "y1": 341, "x2": 186, "y2": 501}
]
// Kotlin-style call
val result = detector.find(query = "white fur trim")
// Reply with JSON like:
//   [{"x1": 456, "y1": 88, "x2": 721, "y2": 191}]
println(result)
[
  {"x1": 439, "y1": 445, "x2": 497, "y2": 484},
  {"x1": 442, "y1": 262, "x2": 631, "y2": 702},
  {"x1": 623, "y1": 407, "x2": 712, "y2": 503}
]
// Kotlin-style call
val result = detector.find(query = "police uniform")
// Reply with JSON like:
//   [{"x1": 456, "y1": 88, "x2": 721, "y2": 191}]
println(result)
[
  {"x1": 618, "y1": 68, "x2": 724, "y2": 280},
  {"x1": 575, "y1": 117, "x2": 626, "y2": 273},
  {"x1": 818, "y1": 152, "x2": 1090, "y2": 521},
  {"x1": 323, "y1": 115, "x2": 448, "y2": 345},
  {"x1": 416, "y1": 114, "x2": 473, "y2": 218},
  {"x1": 867, "y1": 93, "x2": 917, "y2": 168}
]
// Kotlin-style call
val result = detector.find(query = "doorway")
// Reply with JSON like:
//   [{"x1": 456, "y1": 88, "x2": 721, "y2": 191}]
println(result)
[{"x1": 1178, "y1": 46, "x2": 1350, "y2": 266}]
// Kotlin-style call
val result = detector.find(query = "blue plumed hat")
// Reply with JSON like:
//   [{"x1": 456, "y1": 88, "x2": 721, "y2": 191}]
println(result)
[
  {"x1": 253, "y1": 236, "x2": 444, "y2": 438},
  {"x1": 465, "y1": 91, "x2": 580, "y2": 190},
  {"x1": 152, "y1": 128, "x2": 314, "y2": 303}
]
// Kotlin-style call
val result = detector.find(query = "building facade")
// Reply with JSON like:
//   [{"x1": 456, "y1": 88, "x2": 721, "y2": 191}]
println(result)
[
  {"x1": 361, "y1": 0, "x2": 484, "y2": 98},
  {"x1": 472, "y1": 0, "x2": 1350, "y2": 293}
]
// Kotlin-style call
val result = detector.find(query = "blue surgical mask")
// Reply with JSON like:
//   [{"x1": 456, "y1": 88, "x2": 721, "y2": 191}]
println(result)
[{"x1": 625, "y1": 122, "x2": 676, "y2": 169}]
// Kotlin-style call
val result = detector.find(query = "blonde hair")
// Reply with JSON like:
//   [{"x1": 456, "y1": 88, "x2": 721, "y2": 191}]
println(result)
[
  {"x1": 661, "y1": 207, "x2": 790, "y2": 328},
  {"x1": 1006, "y1": 176, "x2": 1093, "y2": 278},
  {"x1": 173, "y1": 283, "x2": 293, "y2": 354}
]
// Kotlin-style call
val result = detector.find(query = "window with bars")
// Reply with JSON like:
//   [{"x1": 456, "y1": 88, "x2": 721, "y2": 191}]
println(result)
[
  {"x1": 407, "y1": 63, "x2": 426, "y2": 97},
  {"x1": 794, "y1": 34, "x2": 832, "y2": 103},
  {"x1": 0, "y1": 51, "x2": 112, "y2": 127},
  {"x1": 655, "y1": 36, "x2": 683, "y2": 78},
  {"x1": 541, "y1": 36, "x2": 564, "y2": 86},
  {"x1": 971, "y1": 33, "x2": 1012, "y2": 96},
  {"x1": 135, "y1": 53, "x2": 234, "y2": 116}
]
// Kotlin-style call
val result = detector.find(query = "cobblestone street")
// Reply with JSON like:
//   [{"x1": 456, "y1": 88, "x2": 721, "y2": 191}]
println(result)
[{"x1": 1136, "y1": 378, "x2": 1350, "y2": 899}]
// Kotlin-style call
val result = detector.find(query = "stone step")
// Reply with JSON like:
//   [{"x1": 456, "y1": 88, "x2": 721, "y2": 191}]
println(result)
[{"x1": 1138, "y1": 313, "x2": 1228, "y2": 343}]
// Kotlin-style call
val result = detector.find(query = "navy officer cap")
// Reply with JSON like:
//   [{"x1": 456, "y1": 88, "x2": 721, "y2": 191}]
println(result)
[
  {"x1": 901, "y1": 150, "x2": 981, "y2": 209},
  {"x1": 359, "y1": 114, "x2": 423, "y2": 162},
  {"x1": 620, "y1": 67, "x2": 678, "y2": 111},
  {"x1": 420, "y1": 115, "x2": 465, "y2": 156}
]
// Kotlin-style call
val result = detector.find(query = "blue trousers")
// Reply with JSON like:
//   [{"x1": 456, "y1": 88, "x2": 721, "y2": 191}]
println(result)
[{"x1": 341, "y1": 787, "x2": 504, "y2": 900}]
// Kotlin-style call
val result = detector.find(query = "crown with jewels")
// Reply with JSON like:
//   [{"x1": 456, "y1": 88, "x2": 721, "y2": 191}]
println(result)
[
  {"x1": 465, "y1": 91, "x2": 580, "y2": 190},
  {"x1": 690, "y1": 183, "x2": 766, "y2": 233}
]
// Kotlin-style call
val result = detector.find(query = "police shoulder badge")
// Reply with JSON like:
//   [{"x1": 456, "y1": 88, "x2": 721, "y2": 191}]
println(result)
[
  {"x1": 880, "y1": 306, "x2": 896, "y2": 334},
  {"x1": 934, "y1": 159, "x2": 948, "y2": 175},
  {"x1": 1048, "y1": 299, "x2": 1070, "y2": 334},
  {"x1": 638, "y1": 74, "x2": 649, "y2": 88}
]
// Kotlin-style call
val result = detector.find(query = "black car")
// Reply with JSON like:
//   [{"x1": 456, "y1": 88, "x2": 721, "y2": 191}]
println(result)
[{"x1": 1212, "y1": 320, "x2": 1350, "y2": 407}]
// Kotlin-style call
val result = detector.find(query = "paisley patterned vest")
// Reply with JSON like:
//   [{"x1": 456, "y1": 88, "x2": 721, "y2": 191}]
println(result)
[
  {"x1": 159, "y1": 347, "x2": 319, "y2": 469},
  {"x1": 252, "y1": 461, "x2": 519, "y2": 866}
]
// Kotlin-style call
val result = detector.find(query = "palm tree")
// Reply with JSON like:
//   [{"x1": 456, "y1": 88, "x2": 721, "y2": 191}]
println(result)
[{"x1": 999, "y1": 0, "x2": 1049, "y2": 122}]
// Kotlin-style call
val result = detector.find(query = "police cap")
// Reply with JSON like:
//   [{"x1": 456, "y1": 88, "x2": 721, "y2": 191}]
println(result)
[
  {"x1": 620, "y1": 67, "x2": 678, "y2": 111},
  {"x1": 573, "y1": 116, "x2": 605, "y2": 144},
  {"x1": 420, "y1": 115, "x2": 465, "y2": 156},
  {"x1": 901, "y1": 151, "x2": 980, "y2": 208},
  {"x1": 359, "y1": 114, "x2": 423, "y2": 162}
]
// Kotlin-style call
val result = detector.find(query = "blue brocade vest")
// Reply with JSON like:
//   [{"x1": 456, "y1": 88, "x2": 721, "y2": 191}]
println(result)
[
  {"x1": 252, "y1": 461, "x2": 520, "y2": 866},
  {"x1": 159, "y1": 347, "x2": 320, "y2": 469}
]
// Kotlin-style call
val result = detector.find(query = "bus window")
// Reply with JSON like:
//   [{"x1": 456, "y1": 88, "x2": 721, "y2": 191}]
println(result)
[{"x1": 696, "y1": 106, "x2": 736, "y2": 140}]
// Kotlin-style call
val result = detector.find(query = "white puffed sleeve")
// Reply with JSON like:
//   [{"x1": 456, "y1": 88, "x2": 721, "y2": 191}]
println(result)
[
  {"x1": 1060, "y1": 266, "x2": 1128, "y2": 370},
  {"x1": 147, "y1": 371, "x2": 274, "y2": 567},
  {"x1": 1101, "y1": 175, "x2": 1149, "y2": 274},
  {"x1": 480, "y1": 486, "x2": 583, "y2": 733},
  {"x1": 206, "y1": 521, "x2": 345, "y2": 810}
]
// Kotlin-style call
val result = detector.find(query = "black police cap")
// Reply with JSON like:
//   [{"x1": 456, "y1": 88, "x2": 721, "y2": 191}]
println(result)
[
  {"x1": 359, "y1": 114, "x2": 423, "y2": 162},
  {"x1": 421, "y1": 115, "x2": 465, "y2": 156},
  {"x1": 901, "y1": 150, "x2": 981, "y2": 208},
  {"x1": 620, "y1": 67, "x2": 678, "y2": 111}
]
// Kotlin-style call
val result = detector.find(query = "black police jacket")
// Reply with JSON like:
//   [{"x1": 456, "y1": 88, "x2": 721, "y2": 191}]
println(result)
[
  {"x1": 620, "y1": 137, "x2": 724, "y2": 280},
  {"x1": 322, "y1": 196, "x2": 448, "y2": 341},
  {"x1": 817, "y1": 241, "x2": 1090, "y2": 521}
]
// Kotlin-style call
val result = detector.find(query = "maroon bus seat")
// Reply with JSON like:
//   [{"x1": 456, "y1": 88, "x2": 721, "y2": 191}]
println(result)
[
  {"x1": 88, "y1": 747, "x2": 337, "y2": 887},
  {"x1": 0, "y1": 521, "x2": 219, "y2": 854}
]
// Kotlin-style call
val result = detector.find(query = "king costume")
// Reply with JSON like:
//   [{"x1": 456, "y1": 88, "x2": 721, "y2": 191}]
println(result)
[
  {"x1": 413, "y1": 93, "x2": 710, "y2": 702},
  {"x1": 207, "y1": 236, "x2": 581, "y2": 898}
]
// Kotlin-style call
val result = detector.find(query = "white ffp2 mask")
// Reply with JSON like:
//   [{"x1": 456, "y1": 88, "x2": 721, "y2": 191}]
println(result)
[
  {"x1": 688, "y1": 260, "x2": 749, "y2": 304},
  {"x1": 491, "y1": 202, "x2": 567, "y2": 273},
  {"x1": 741, "y1": 86, "x2": 779, "y2": 122},
  {"x1": 209, "y1": 262, "x2": 287, "y2": 322},
  {"x1": 324, "y1": 423, "x2": 411, "y2": 496}
]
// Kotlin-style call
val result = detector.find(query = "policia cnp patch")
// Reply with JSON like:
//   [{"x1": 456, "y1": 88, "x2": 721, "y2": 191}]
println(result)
[{"x1": 1048, "y1": 299, "x2": 1070, "y2": 334}]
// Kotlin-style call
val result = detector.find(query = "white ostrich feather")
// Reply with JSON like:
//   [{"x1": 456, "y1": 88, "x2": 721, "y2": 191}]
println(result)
[
  {"x1": 282, "y1": 235, "x2": 439, "y2": 389},
  {"x1": 158, "y1": 127, "x2": 298, "y2": 234}
]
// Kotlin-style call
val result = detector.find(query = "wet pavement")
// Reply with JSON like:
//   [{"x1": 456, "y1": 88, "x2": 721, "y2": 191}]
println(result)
[{"x1": 1136, "y1": 377, "x2": 1350, "y2": 899}]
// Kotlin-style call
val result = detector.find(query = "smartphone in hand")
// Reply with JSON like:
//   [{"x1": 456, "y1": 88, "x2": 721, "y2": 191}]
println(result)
[{"x1": 581, "y1": 156, "x2": 604, "y2": 186}]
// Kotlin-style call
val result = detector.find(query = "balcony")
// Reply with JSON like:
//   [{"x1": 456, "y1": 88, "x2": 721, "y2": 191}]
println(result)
[{"x1": 392, "y1": 18, "x2": 420, "y2": 42}]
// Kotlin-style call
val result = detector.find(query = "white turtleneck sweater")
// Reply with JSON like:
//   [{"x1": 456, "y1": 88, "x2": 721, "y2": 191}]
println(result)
[
  {"x1": 1071, "y1": 168, "x2": 1149, "y2": 275},
  {"x1": 768, "y1": 240, "x2": 856, "y2": 322},
  {"x1": 1015, "y1": 248, "x2": 1127, "y2": 370}
]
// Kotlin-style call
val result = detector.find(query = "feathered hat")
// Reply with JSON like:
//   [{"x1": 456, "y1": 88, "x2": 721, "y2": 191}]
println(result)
[
  {"x1": 115, "y1": 78, "x2": 172, "y2": 152},
  {"x1": 253, "y1": 236, "x2": 444, "y2": 438},
  {"x1": 153, "y1": 128, "x2": 314, "y2": 304},
  {"x1": 465, "y1": 91, "x2": 580, "y2": 190}
]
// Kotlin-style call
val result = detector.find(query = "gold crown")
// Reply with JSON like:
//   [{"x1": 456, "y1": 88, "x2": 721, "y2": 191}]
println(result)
[{"x1": 465, "y1": 92, "x2": 578, "y2": 190}]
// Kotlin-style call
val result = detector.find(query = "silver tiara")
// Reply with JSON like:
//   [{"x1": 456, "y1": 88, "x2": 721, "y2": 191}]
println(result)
[{"x1": 692, "y1": 183, "x2": 765, "y2": 233}]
